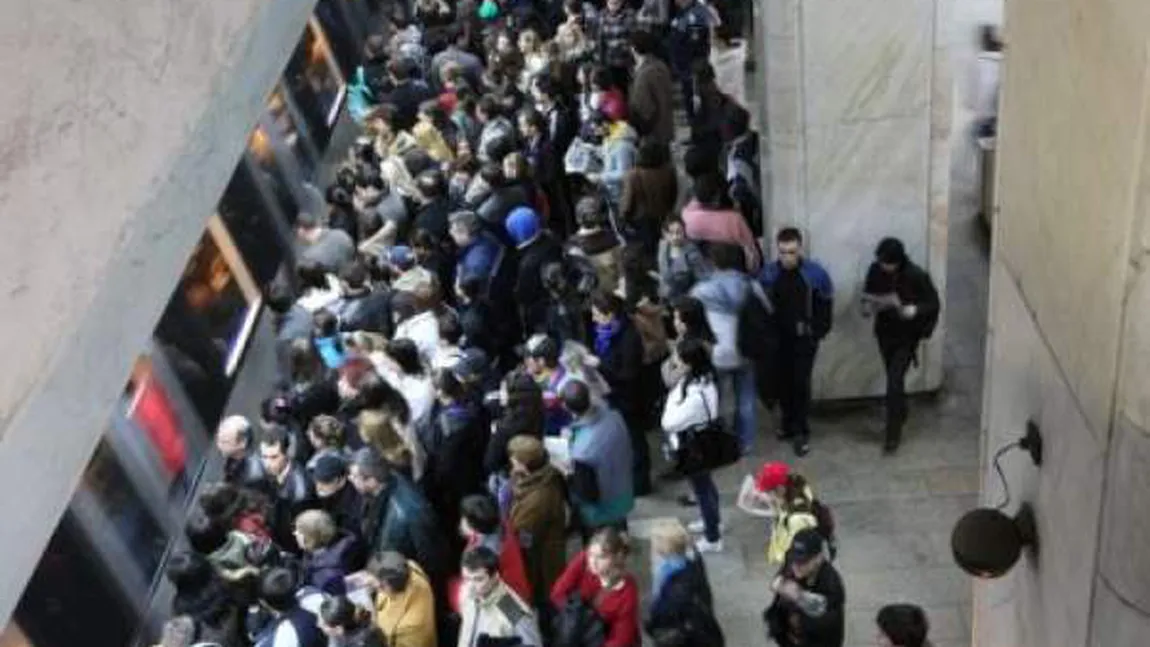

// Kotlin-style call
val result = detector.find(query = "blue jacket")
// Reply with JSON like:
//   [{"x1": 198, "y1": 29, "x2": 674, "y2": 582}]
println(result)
[
  {"x1": 759, "y1": 259, "x2": 835, "y2": 340},
  {"x1": 570, "y1": 403, "x2": 635, "y2": 527},
  {"x1": 457, "y1": 232, "x2": 505, "y2": 291}
]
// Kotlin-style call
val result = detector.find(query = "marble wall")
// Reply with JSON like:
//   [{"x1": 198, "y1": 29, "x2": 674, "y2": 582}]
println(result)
[
  {"x1": 975, "y1": 0, "x2": 1150, "y2": 644},
  {"x1": 0, "y1": 0, "x2": 318, "y2": 623},
  {"x1": 759, "y1": 0, "x2": 951, "y2": 399}
]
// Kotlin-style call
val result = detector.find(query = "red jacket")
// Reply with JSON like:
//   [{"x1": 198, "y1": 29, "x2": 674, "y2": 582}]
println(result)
[
  {"x1": 550, "y1": 550, "x2": 641, "y2": 647},
  {"x1": 449, "y1": 524, "x2": 534, "y2": 613}
]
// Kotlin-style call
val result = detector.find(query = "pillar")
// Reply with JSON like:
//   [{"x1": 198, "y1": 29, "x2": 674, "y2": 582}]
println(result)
[{"x1": 757, "y1": 0, "x2": 952, "y2": 399}]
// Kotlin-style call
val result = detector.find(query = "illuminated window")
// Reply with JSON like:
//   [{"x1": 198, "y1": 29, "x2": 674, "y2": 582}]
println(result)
[{"x1": 283, "y1": 20, "x2": 347, "y2": 146}]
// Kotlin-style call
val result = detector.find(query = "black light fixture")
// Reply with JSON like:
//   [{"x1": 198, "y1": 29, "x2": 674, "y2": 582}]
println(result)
[{"x1": 951, "y1": 421, "x2": 1042, "y2": 578}]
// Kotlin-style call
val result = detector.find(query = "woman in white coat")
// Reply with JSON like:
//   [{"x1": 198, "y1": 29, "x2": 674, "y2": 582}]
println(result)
[{"x1": 661, "y1": 337, "x2": 724, "y2": 553}]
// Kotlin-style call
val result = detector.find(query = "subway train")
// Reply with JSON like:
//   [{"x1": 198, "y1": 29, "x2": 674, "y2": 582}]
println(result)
[{"x1": 4, "y1": 5, "x2": 375, "y2": 645}]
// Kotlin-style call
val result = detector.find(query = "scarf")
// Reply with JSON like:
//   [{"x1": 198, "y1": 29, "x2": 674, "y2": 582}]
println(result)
[{"x1": 593, "y1": 318, "x2": 622, "y2": 358}]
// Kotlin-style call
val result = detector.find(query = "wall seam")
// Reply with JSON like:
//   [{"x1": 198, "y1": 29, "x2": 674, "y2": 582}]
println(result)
[{"x1": 1082, "y1": 39, "x2": 1150, "y2": 647}]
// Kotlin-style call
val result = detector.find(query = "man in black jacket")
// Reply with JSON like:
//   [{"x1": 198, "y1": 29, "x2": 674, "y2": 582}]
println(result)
[
  {"x1": 312, "y1": 453, "x2": 363, "y2": 537},
  {"x1": 260, "y1": 425, "x2": 317, "y2": 552},
  {"x1": 760, "y1": 228, "x2": 835, "y2": 457},
  {"x1": 590, "y1": 291, "x2": 651, "y2": 495},
  {"x1": 862, "y1": 237, "x2": 941, "y2": 454},
  {"x1": 506, "y1": 206, "x2": 564, "y2": 334},
  {"x1": 765, "y1": 529, "x2": 845, "y2": 647},
  {"x1": 333, "y1": 261, "x2": 392, "y2": 334}
]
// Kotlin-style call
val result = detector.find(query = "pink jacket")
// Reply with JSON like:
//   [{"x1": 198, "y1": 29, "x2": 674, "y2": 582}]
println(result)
[{"x1": 680, "y1": 200, "x2": 762, "y2": 272}]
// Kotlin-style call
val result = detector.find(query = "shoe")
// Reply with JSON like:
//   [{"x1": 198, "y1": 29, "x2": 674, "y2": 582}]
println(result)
[
  {"x1": 695, "y1": 537, "x2": 724, "y2": 553},
  {"x1": 794, "y1": 439, "x2": 810, "y2": 457},
  {"x1": 687, "y1": 519, "x2": 729, "y2": 534}
]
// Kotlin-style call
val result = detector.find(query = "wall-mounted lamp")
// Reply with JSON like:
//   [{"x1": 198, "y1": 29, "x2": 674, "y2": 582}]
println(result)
[{"x1": 951, "y1": 421, "x2": 1043, "y2": 578}]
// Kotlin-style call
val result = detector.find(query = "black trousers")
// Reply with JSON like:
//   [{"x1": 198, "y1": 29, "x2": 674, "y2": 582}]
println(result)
[
  {"x1": 776, "y1": 337, "x2": 818, "y2": 441},
  {"x1": 879, "y1": 336, "x2": 917, "y2": 445}
]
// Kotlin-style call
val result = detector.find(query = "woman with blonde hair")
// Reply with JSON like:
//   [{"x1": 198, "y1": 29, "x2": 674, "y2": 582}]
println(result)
[
  {"x1": 294, "y1": 509, "x2": 363, "y2": 594},
  {"x1": 645, "y1": 520, "x2": 723, "y2": 647},
  {"x1": 551, "y1": 527, "x2": 641, "y2": 646},
  {"x1": 358, "y1": 408, "x2": 420, "y2": 480}
]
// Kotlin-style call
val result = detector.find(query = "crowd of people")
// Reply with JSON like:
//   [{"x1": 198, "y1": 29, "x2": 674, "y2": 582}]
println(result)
[{"x1": 155, "y1": 1, "x2": 942, "y2": 646}]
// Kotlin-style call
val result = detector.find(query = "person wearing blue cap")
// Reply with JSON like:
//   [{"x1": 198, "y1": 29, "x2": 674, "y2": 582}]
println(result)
[{"x1": 506, "y1": 206, "x2": 564, "y2": 334}]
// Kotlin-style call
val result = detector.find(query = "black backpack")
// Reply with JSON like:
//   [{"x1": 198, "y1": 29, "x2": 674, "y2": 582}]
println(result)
[{"x1": 737, "y1": 280, "x2": 776, "y2": 363}]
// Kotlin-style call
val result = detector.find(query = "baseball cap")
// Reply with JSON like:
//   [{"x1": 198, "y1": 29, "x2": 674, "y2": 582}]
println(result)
[
  {"x1": 787, "y1": 528, "x2": 825, "y2": 563},
  {"x1": 755, "y1": 461, "x2": 791, "y2": 492},
  {"x1": 312, "y1": 453, "x2": 348, "y2": 483}
]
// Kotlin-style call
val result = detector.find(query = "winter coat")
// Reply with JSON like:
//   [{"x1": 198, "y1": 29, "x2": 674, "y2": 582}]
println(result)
[
  {"x1": 569, "y1": 403, "x2": 634, "y2": 527},
  {"x1": 423, "y1": 402, "x2": 489, "y2": 530},
  {"x1": 621, "y1": 164, "x2": 679, "y2": 231},
  {"x1": 760, "y1": 259, "x2": 835, "y2": 341},
  {"x1": 303, "y1": 532, "x2": 364, "y2": 594},
  {"x1": 458, "y1": 580, "x2": 542, "y2": 647},
  {"x1": 645, "y1": 553, "x2": 722, "y2": 647},
  {"x1": 594, "y1": 317, "x2": 645, "y2": 407},
  {"x1": 332, "y1": 289, "x2": 393, "y2": 335},
  {"x1": 628, "y1": 57, "x2": 676, "y2": 145},
  {"x1": 456, "y1": 232, "x2": 506, "y2": 292},
  {"x1": 863, "y1": 259, "x2": 941, "y2": 343},
  {"x1": 515, "y1": 232, "x2": 565, "y2": 333},
  {"x1": 764, "y1": 560, "x2": 845, "y2": 647},
  {"x1": 361, "y1": 474, "x2": 450, "y2": 587},
  {"x1": 317, "y1": 481, "x2": 363, "y2": 536},
  {"x1": 374, "y1": 561, "x2": 438, "y2": 647},
  {"x1": 508, "y1": 464, "x2": 569, "y2": 611}
]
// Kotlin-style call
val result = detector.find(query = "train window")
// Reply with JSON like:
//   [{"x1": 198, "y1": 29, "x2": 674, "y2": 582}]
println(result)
[
  {"x1": 247, "y1": 127, "x2": 302, "y2": 226},
  {"x1": 283, "y1": 20, "x2": 346, "y2": 147},
  {"x1": 174, "y1": 218, "x2": 262, "y2": 377},
  {"x1": 314, "y1": 0, "x2": 362, "y2": 76},
  {"x1": 265, "y1": 87, "x2": 317, "y2": 178},
  {"x1": 218, "y1": 160, "x2": 292, "y2": 286},
  {"x1": 15, "y1": 512, "x2": 141, "y2": 647}
]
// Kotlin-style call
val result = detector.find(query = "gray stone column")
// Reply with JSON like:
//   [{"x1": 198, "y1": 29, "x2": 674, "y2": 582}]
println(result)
[{"x1": 757, "y1": 0, "x2": 952, "y2": 399}]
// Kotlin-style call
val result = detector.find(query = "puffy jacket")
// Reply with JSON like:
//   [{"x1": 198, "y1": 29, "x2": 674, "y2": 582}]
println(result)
[
  {"x1": 375, "y1": 561, "x2": 438, "y2": 647},
  {"x1": 660, "y1": 377, "x2": 719, "y2": 434},
  {"x1": 303, "y1": 532, "x2": 364, "y2": 594}
]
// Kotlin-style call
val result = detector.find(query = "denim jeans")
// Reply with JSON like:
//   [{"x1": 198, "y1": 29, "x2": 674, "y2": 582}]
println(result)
[
  {"x1": 719, "y1": 367, "x2": 758, "y2": 453},
  {"x1": 688, "y1": 471, "x2": 722, "y2": 542}
]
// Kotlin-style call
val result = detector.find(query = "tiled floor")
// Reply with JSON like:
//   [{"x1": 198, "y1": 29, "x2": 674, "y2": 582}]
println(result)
[{"x1": 625, "y1": 3, "x2": 1001, "y2": 646}]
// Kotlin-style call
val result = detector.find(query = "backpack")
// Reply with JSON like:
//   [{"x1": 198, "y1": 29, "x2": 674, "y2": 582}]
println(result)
[
  {"x1": 737, "y1": 280, "x2": 776, "y2": 363},
  {"x1": 811, "y1": 498, "x2": 839, "y2": 560}
]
